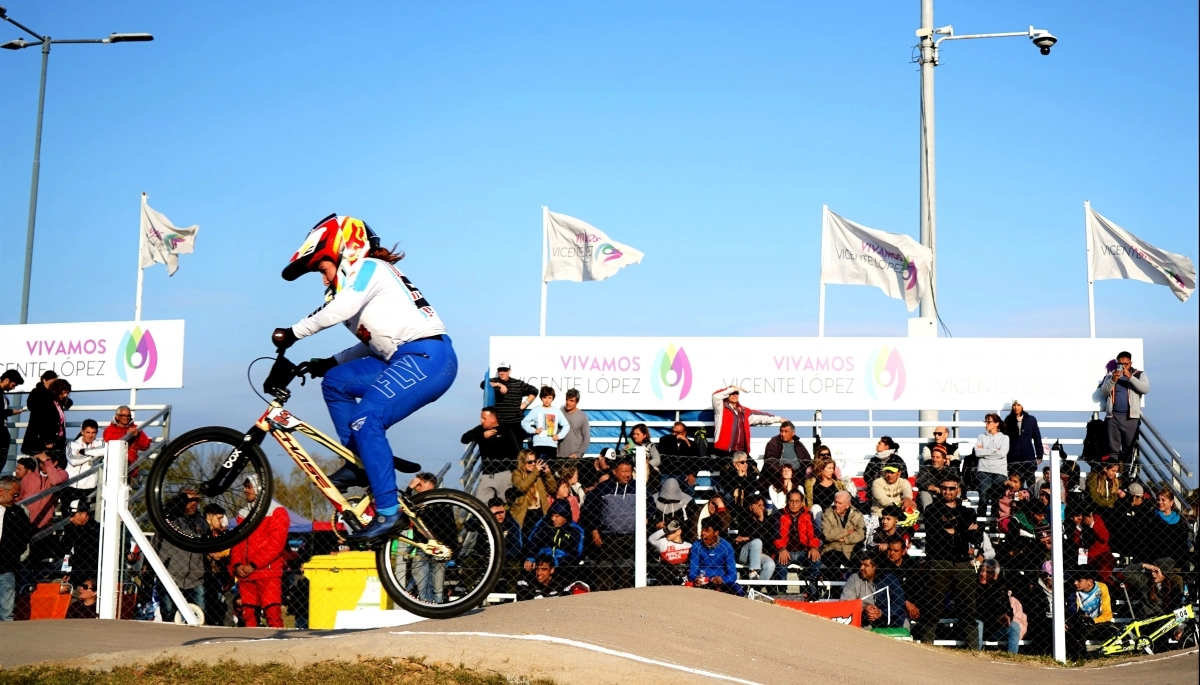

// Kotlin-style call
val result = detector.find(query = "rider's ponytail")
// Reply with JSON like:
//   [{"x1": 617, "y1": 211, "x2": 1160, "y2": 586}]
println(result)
[{"x1": 369, "y1": 243, "x2": 405, "y2": 264}]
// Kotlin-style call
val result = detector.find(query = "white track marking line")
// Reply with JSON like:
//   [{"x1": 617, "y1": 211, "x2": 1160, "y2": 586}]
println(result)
[
  {"x1": 1095, "y1": 648, "x2": 1198, "y2": 669},
  {"x1": 390, "y1": 630, "x2": 764, "y2": 685}
]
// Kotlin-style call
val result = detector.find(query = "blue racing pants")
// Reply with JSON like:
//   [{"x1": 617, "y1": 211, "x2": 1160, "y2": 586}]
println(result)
[{"x1": 321, "y1": 335, "x2": 457, "y2": 511}]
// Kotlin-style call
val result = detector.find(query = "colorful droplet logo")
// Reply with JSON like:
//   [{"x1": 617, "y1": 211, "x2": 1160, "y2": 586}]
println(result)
[
  {"x1": 597, "y1": 243, "x2": 623, "y2": 263},
  {"x1": 903, "y1": 258, "x2": 917, "y2": 291},
  {"x1": 864, "y1": 345, "x2": 906, "y2": 401},
  {"x1": 115, "y1": 326, "x2": 158, "y2": 383},
  {"x1": 650, "y1": 344, "x2": 692, "y2": 401}
]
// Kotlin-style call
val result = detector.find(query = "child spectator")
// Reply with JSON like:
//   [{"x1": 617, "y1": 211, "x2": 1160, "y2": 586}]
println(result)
[
  {"x1": 523, "y1": 499, "x2": 584, "y2": 570},
  {"x1": 521, "y1": 386, "x2": 569, "y2": 465}
]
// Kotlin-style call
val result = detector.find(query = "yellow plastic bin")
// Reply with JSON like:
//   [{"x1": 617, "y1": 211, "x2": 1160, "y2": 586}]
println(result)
[{"x1": 302, "y1": 551, "x2": 392, "y2": 629}]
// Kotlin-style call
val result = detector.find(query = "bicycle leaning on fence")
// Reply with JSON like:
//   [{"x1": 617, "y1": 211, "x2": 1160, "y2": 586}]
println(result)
[
  {"x1": 1097, "y1": 603, "x2": 1199, "y2": 656},
  {"x1": 145, "y1": 351, "x2": 504, "y2": 619}
]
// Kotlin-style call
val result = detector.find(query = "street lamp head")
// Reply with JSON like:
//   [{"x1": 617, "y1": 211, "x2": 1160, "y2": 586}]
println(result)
[
  {"x1": 1030, "y1": 29, "x2": 1057, "y2": 56},
  {"x1": 107, "y1": 32, "x2": 153, "y2": 43},
  {"x1": 1, "y1": 37, "x2": 33, "y2": 49}
]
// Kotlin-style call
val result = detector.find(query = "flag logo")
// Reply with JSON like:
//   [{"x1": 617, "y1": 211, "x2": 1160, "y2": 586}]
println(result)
[
  {"x1": 596, "y1": 243, "x2": 624, "y2": 263},
  {"x1": 864, "y1": 346, "x2": 906, "y2": 401},
  {"x1": 651, "y1": 344, "x2": 692, "y2": 401},
  {"x1": 904, "y1": 258, "x2": 918, "y2": 291},
  {"x1": 115, "y1": 326, "x2": 159, "y2": 383}
]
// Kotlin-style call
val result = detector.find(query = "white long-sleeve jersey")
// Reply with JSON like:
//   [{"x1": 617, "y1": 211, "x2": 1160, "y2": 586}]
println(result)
[{"x1": 291, "y1": 257, "x2": 447, "y2": 363}]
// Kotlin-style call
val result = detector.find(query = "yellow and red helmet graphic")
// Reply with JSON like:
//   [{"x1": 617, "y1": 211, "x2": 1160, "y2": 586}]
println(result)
[{"x1": 282, "y1": 215, "x2": 371, "y2": 281}]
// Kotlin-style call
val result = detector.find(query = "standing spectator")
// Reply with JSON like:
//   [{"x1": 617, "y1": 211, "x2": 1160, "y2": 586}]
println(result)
[
  {"x1": 482, "y1": 362, "x2": 538, "y2": 445},
  {"x1": 1067, "y1": 569, "x2": 1114, "y2": 660},
  {"x1": 157, "y1": 491, "x2": 209, "y2": 623},
  {"x1": 1086, "y1": 461, "x2": 1125, "y2": 510},
  {"x1": 805, "y1": 455, "x2": 851, "y2": 535},
  {"x1": 620, "y1": 424, "x2": 661, "y2": 486},
  {"x1": 765, "y1": 463, "x2": 800, "y2": 511},
  {"x1": 19, "y1": 452, "x2": 68, "y2": 529},
  {"x1": 1067, "y1": 501, "x2": 1114, "y2": 585},
  {"x1": 1091, "y1": 352, "x2": 1149, "y2": 463},
  {"x1": 230, "y1": 476, "x2": 290, "y2": 628},
  {"x1": 557, "y1": 388, "x2": 590, "y2": 460},
  {"x1": 489, "y1": 497, "x2": 523, "y2": 593},
  {"x1": 1141, "y1": 487, "x2": 1188, "y2": 567},
  {"x1": 920, "y1": 425, "x2": 959, "y2": 463},
  {"x1": 863, "y1": 437, "x2": 908, "y2": 486},
  {"x1": 710, "y1": 385, "x2": 783, "y2": 457},
  {"x1": 516, "y1": 555, "x2": 569, "y2": 600},
  {"x1": 689, "y1": 518, "x2": 742, "y2": 595},
  {"x1": 975, "y1": 560, "x2": 1024, "y2": 654},
  {"x1": 658, "y1": 422, "x2": 698, "y2": 493},
  {"x1": 0, "y1": 475, "x2": 32, "y2": 621},
  {"x1": 463, "y1": 407, "x2": 520, "y2": 503},
  {"x1": 916, "y1": 445, "x2": 956, "y2": 510},
  {"x1": 103, "y1": 405, "x2": 153, "y2": 466},
  {"x1": 582, "y1": 459, "x2": 651, "y2": 590},
  {"x1": 58, "y1": 499, "x2": 101, "y2": 587},
  {"x1": 21, "y1": 378, "x2": 71, "y2": 457},
  {"x1": 523, "y1": 499, "x2": 584, "y2": 570},
  {"x1": 762, "y1": 422, "x2": 812, "y2": 481},
  {"x1": 1003, "y1": 401, "x2": 1043, "y2": 487},
  {"x1": 510, "y1": 449, "x2": 557, "y2": 532},
  {"x1": 63, "y1": 419, "x2": 105, "y2": 508},
  {"x1": 0, "y1": 370, "x2": 25, "y2": 458},
  {"x1": 406, "y1": 473, "x2": 450, "y2": 605},
  {"x1": 921, "y1": 475, "x2": 982, "y2": 651},
  {"x1": 522, "y1": 386, "x2": 569, "y2": 465},
  {"x1": 870, "y1": 465, "x2": 914, "y2": 517},
  {"x1": 840, "y1": 552, "x2": 907, "y2": 629},
  {"x1": 821, "y1": 492, "x2": 866, "y2": 566},
  {"x1": 973, "y1": 414, "x2": 1010, "y2": 501},
  {"x1": 715, "y1": 451, "x2": 759, "y2": 513},
  {"x1": 733, "y1": 493, "x2": 776, "y2": 582}
]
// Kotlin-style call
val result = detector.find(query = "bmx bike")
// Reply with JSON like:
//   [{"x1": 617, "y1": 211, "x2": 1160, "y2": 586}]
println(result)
[
  {"x1": 1097, "y1": 603, "x2": 1198, "y2": 656},
  {"x1": 145, "y1": 352, "x2": 503, "y2": 619}
]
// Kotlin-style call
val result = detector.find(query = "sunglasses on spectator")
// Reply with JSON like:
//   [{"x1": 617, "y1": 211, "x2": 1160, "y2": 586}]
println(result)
[
  {"x1": 525, "y1": 459, "x2": 537, "y2": 464},
  {"x1": 734, "y1": 459, "x2": 748, "y2": 465},
  {"x1": 934, "y1": 431, "x2": 945, "y2": 436},
  {"x1": 81, "y1": 584, "x2": 95, "y2": 591},
  {"x1": 941, "y1": 485, "x2": 959, "y2": 491}
]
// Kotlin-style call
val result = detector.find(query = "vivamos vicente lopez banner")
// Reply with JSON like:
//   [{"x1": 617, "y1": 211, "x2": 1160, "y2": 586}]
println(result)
[
  {"x1": 490, "y1": 336, "x2": 1143, "y2": 412},
  {"x1": 0, "y1": 320, "x2": 185, "y2": 392}
]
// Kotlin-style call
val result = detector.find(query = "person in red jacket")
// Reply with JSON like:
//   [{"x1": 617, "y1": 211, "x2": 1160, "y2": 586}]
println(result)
[
  {"x1": 102, "y1": 406, "x2": 152, "y2": 466},
  {"x1": 710, "y1": 385, "x2": 783, "y2": 456},
  {"x1": 229, "y1": 475, "x2": 290, "y2": 627},
  {"x1": 1068, "y1": 501, "x2": 1114, "y2": 585},
  {"x1": 774, "y1": 490, "x2": 824, "y2": 596}
]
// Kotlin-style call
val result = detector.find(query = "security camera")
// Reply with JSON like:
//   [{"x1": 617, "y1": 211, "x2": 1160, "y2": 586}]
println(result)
[{"x1": 1030, "y1": 30, "x2": 1057, "y2": 55}]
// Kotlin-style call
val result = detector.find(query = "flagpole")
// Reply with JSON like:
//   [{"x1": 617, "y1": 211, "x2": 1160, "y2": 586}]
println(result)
[
  {"x1": 818, "y1": 205, "x2": 828, "y2": 337},
  {"x1": 130, "y1": 193, "x2": 149, "y2": 408},
  {"x1": 540, "y1": 206, "x2": 548, "y2": 337},
  {"x1": 1084, "y1": 200, "x2": 1096, "y2": 338}
]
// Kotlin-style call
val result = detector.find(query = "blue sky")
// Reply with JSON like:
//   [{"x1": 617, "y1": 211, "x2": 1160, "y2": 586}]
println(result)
[{"x1": 1, "y1": 2, "x2": 1196, "y2": 483}]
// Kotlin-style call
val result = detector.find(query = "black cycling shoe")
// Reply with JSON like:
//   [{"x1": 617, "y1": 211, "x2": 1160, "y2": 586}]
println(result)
[
  {"x1": 328, "y1": 457, "x2": 422, "y2": 492},
  {"x1": 392, "y1": 456, "x2": 421, "y2": 474}
]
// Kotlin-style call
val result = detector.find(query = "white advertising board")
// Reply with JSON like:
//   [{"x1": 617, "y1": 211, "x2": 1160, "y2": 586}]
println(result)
[
  {"x1": 1, "y1": 320, "x2": 186, "y2": 392},
  {"x1": 490, "y1": 336, "x2": 1143, "y2": 412}
]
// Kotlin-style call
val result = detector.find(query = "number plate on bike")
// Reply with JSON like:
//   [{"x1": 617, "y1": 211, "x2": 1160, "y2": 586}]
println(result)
[
  {"x1": 1174, "y1": 608, "x2": 1189, "y2": 620},
  {"x1": 266, "y1": 407, "x2": 300, "y2": 429}
]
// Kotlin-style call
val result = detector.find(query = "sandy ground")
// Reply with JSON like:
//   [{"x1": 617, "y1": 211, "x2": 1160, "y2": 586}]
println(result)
[{"x1": 2, "y1": 587, "x2": 1196, "y2": 685}]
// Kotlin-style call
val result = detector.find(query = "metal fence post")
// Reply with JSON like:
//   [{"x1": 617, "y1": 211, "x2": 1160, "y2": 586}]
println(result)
[
  {"x1": 96, "y1": 440, "x2": 125, "y2": 620},
  {"x1": 1049, "y1": 449, "x2": 1067, "y2": 662},
  {"x1": 634, "y1": 445, "x2": 647, "y2": 588}
]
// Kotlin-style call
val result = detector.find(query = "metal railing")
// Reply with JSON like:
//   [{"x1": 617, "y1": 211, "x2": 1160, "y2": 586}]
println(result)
[{"x1": 1137, "y1": 414, "x2": 1194, "y2": 514}]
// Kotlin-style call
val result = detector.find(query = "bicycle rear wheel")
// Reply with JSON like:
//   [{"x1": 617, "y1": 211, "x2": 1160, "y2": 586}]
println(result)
[
  {"x1": 146, "y1": 426, "x2": 274, "y2": 554},
  {"x1": 376, "y1": 488, "x2": 503, "y2": 619}
]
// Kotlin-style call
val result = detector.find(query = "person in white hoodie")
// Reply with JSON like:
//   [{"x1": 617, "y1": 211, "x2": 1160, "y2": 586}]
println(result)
[
  {"x1": 63, "y1": 419, "x2": 105, "y2": 508},
  {"x1": 522, "y1": 386, "x2": 569, "y2": 465}
]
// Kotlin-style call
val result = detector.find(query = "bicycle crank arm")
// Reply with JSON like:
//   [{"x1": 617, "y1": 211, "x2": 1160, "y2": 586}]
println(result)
[
  {"x1": 390, "y1": 535, "x2": 453, "y2": 561},
  {"x1": 198, "y1": 427, "x2": 267, "y2": 497}
]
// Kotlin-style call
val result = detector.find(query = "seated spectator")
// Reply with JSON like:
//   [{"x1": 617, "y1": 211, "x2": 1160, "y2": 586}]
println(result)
[
  {"x1": 1068, "y1": 501, "x2": 1114, "y2": 585},
  {"x1": 821, "y1": 492, "x2": 866, "y2": 566},
  {"x1": 650, "y1": 519, "x2": 692, "y2": 584},
  {"x1": 63, "y1": 418, "x2": 105, "y2": 508},
  {"x1": 658, "y1": 422, "x2": 698, "y2": 494},
  {"x1": 863, "y1": 436, "x2": 909, "y2": 486},
  {"x1": 804, "y1": 455, "x2": 851, "y2": 535},
  {"x1": 689, "y1": 519, "x2": 742, "y2": 595},
  {"x1": 882, "y1": 539, "x2": 930, "y2": 642},
  {"x1": 516, "y1": 555, "x2": 569, "y2": 600},
  {"x1": 522, "y1": 386, "x2": 570, "y2": 465},
  {"x1": 920, "y1": 425, "x2": 959, "y2": 463},
  {"x1": 774, "y1": 491, "x2": 823, "y2": 593},
  {"x1": 840, "y1": 552, "x2": 907, "y2": 629},
  {"x1": 989, "y1": 472, "x2": 1030, "y2": 534},
  {"x1": 1110, "y1": 482, "x2": 1151, "y2": 561},
  {"x1": 0, "y1": 475, "x2": 33, "y2": 622},
  {"x1": 762, "y1": 421, "x2": 812, "y2": 481},
  {"x1": 715, "y1": 451, "x2": 759, "y2": 512},
  {"x1": 621, "y1": 423, "x2": 661, "y2": 474},
  {"x1": 582, "y1": 459, "x2": 651, "y2": 591},
  {"x1": 63, "y1": 577, "x2": 99, "y2": 619},
  {"x1": 1141, "y1": 487, "x2": 1188, "y2": 567},
  {"x1": 695, "y1": 494, "x2": 732, "y2": 541},
  {"x1": 1117, "y1": 560, "x2": 1182, "y2": 619},
  {"x1": 102, "y1": 405, "x2": 152, "y2": 466},
  {"x1": 579, "y1": 447, "x2": 615, "y2": 493},
  {"x1": 869, "y1": 505, "x2": 911, "y2": 553},
  {"x1": 489, "y1": 497, "x2": 524, "y2": 561},
  {"x1": 1086, "y1": 461, "x2": 1125, "y2": 510},
  {"x1": 19, "y1": 452, "x2": 67, "y2": 529},
  {"x1": 654, "y1": 478, "x2": 696, "y2": 532},
  {"x1": 511, "y1": 449, "x2": 557, "y2": 532},
  {"x1": 464, "y1": 407, "x2": 520, "y2": 503},
  {"x1": 557, "y1": 388, "x2": 590, "y2": 461},
  {"x1": 973, "y1": 414, "x2": 1010, "y2": 501},
  {"x1": 550, "y1": 476, "x2": 581, "y2": 523},
  {"x1": 915, "y1": 444, "x2": 956, "y2": 510},
  {"x1": 975, "y1": 560, "x2": 1024, "y2": 654},
  {"x1": 765, "y1": 463, "x2": 799, "y2": 511},
  {"x1": 733, "y1": 493, "x2": 776, "y2": 582},
  {"x1": 59, "y1": 499, "x2": 101, "y2": 586},
  {"x1": 870, "y1": 464, "x2": 913, "y2": 517},
  {"x1": 711, "y1": 385, "x2": 783, "y2": 457},
  {"x1": 524, "y1": 499, "x2": 585, "y2": 570},
  {"x1": 21, "y1": 375, "x2": 70, "y2": 456},
  {"x1": 558, "y1": 463, "x2": 587, "y2": 509},
  {"x1": 1067, "y1": 568, "x2": 1115, "y2": 660}
]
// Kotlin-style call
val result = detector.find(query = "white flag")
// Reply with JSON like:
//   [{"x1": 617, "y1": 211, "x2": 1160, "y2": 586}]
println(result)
[
  {"x1": 542, "y1": 209, "x2": 644, "y2": 282},
  {"x1": 140, "y1": 194, "x2": 199, "y2": 277},
  {"x1": 1087, "y1": 204, "x2": 1195, "y2": 303},
  {"x1": 820, "y1": 206, "x2": 932, "y2": 312}
]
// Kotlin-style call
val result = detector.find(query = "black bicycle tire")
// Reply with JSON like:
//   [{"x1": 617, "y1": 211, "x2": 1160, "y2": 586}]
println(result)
[
  {"x1": 375, "y1": 488, "x2": 503, "y2": 619},
  {"x1": 146, "y1": 426, "x2": 274, "y2": 554}
]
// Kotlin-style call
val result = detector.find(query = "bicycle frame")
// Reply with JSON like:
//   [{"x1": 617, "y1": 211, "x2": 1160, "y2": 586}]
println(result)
[
  {"x1": 255, "y1": 402, "x2": 451, "y2": 560},
  {"x1": 1100, "y1": 604, "x2": 1196, "y2": 656}
]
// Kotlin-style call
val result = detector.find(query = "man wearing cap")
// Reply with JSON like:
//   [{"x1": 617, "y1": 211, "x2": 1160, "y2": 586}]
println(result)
[
  {"x1": 1110, "y1": 482, "x2": 1150, "y2": 561},
  {"x1": 58, "y1": 499, "x2": 101, "y2": 588},
  {"x1": 915, "y1": 445, "x2": 956, "y2": 510},
  {"x1": 650, "y1": 519, "x2": 692, "y2": 566},
  {"x1": 0, "y1": 369, "x2": 25, "y2": 458},
  {"x1": 710, "y1": 385, "x2": 783, "y2": 457},
  {"x1": 523, "y1": 499, "x2": 585, "y2": 572},
  {"x1": 157, "y1": 490, "x2": 210, "y2": 623},
  {"x1": 1091, "y1": 351, "x2": 1149, "y2": 464},
  {"x1": 870, "y1": 464, "x2": 914, "y2": 517},
  {"x1": 482, "y1": 362, "x2": 538, "y2": 444},
  {"x1": 1067, "y1": 568, "x2": 1114, "y2": 659},
  {"x1": 0, "y1": 475, "x2": 32, "y2": 621}
]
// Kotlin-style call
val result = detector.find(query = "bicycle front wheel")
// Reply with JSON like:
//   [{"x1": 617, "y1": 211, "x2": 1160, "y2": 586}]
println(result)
[
  {"x1": 146, "y1": 426, "x2": 274, "y2": 554},
  {"x1": 376, "y1": 488, "x2": 503, "y2": 619}
]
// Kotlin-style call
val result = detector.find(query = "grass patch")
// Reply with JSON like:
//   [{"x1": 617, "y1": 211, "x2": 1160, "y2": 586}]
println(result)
[{"x1": 0, "y1": 658, "x2": 558, "y2": 685}]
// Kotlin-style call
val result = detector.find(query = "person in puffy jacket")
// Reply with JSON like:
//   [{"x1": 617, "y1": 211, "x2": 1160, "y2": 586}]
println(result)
[
  {"x1": 710, "y1": 386, "x2": 782, "y2": 456},
  {"x1": 523, "y1": 499, "x2": 584, "y2": 570},
  {"x1": 102, "y1": 406, "x2": 153, "y2": 466},
  {"x1": 230, "y1": 475, "x2": 290, "y2": 628}
]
